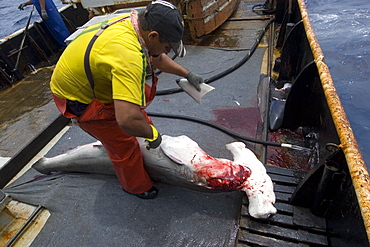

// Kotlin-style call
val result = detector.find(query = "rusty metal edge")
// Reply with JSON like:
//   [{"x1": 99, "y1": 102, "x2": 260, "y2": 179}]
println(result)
[{"x1": 297, "y1": 0, "x2": 370, "y2": 243}]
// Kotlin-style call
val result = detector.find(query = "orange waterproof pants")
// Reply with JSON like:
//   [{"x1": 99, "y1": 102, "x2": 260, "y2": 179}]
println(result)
[{"x1": 53, "y1": 95, "x2": 153, "y2": 194}]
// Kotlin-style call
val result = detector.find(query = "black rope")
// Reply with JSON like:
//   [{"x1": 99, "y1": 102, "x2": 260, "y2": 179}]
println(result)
[
  {"x1": 147, "y1": 112, "x2": 283, "y2": 147},
  {"x1": 155, "y1": 18, "x2": 276, "y2": 95}
]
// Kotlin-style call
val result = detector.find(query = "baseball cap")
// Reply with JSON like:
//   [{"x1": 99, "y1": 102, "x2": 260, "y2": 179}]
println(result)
[{"x1": 144, "y1": 0, "x2": 186, "y2": 57}]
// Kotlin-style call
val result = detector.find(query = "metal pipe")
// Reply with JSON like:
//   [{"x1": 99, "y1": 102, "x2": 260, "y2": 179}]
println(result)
[
  {"x1": 12, "y1": 6, "x2": 34, "y2": 73},
  {"x1": 34, "y1": 23, "x2": 56, "y2": 57},
  {"x1": 27, "y1": 33, "x2": 51, "y2": 64}
]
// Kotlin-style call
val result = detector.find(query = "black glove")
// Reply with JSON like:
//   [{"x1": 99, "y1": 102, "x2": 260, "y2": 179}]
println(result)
[
  {"x1": 41, "y1": 10, "x2": 49, "y2": 19},
  {"x1": 18, "y1": 2, "x2": 27, "y2": 10},
  {"x1": 145, "y1": 125, "x2": 162, "y2": 150},
  {"x1": 185, "y1": 72, "x2": 203, "y2": 92}
]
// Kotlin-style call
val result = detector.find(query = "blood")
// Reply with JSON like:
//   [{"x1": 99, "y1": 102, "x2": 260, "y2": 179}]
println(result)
[
  {"x1": 192, "y1": 152, "x2": 251, "y2": 190},
  {"x1": 268, "y1": 128, "x2": 313, "y2": 171},
  {"x1": 29, "y1": 174, "x2": 50, "y2": 183},
  {"x1": 211, "y1": 107, "x2": 262, "y2": 137},
  {"x1": 212, "y1": 107, "x2": 314, "y2": 171}
]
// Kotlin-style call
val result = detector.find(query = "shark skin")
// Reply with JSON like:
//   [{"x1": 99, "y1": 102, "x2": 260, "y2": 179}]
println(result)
[
  {"x1": 159, "y1": 135, "x2": 276, "y2": 218},
  {"x1": 33, "y1": 135, "x2": 277, "y2": 218}
]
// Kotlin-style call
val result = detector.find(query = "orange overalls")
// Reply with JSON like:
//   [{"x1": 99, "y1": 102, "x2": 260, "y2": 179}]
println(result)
[{"x1": 52, "y1": 16, "x2": 158, "y2": 194}]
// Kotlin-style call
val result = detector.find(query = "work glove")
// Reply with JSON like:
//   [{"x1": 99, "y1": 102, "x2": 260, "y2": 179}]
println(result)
[
  {"x1": 185, "y1": 72, "x2": 203, "y2": 92},
  {"x1": 41, "y1": 10, "x2": 49, "y2": 19},
  {"x1": 145, "y1": 125, "x2": 162, "y2": 150},
  {"x1": 18, "y1": 2, "x2": 27, "y2": 10}
]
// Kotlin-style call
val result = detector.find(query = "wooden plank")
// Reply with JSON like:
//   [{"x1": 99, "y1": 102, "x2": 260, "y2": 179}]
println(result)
[
  {"x1": 267, "y1": 165, "x2": 307, "y2": 179},
  {"x1": 238, "y1": 164, "x2": 328, "y2": 246},
  {"x1": 241, "y1": 201, "x2": 293, "y2": 215},
  {"x1": 241, "y1": 192, "x2": 291, "y2": 205},
  {"x1": 275, "y1": 202, "x2": 293, "y2": 214},
  {"x1": 240, "y1": 212, "x2": 293, "y2": 226},
  {"x1": 274, "y1": 184, "x2": 296, "y2": 194},
  {"x1": 188, "y1": 0, "x2": 232, "y2": 19},
  {"x1": 269, "y1": 173, "x2": 301, "y2": 186},
  {"x1": 267, "y1": 213, "x2": 294, "y2": 225},
  {"x1": 241, "y1": 190, "x2": 291, "y2": 203},
  {"x1": 241, "y1": 202, "x2": 327, "y2": 232},
  {"x1": 275, "y1": 191, "x2": 292, "y2": 202},
  {"x1": 238, "y1": 229, "x2": 309, "y2": 247},
  {"x1": 185, "y1": 0, "x2": 240, "y2": 37},
  {"x1": 240, "y1": 219, "x2": 328, "y2": 245}
]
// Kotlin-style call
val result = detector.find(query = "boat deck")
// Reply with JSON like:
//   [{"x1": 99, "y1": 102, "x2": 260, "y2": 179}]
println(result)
[
  {"x1": 1, "y1": 1, "x2": 333, "y2": 246},
  {"x1": 239, "y1": 166, "x2": 329, "y2": 246},
  {"x1": 3, "y1": 42, "x2": 266, "y2": 245}
]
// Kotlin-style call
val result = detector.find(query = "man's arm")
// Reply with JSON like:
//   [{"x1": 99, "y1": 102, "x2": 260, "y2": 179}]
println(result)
[
  {"x1": 39, "y1": 0, "x2": 46, "y2": 10},
  {"x1": 151, "y1": 53, "x2": 189, "y2": 77},
  {"x1": 18, "y1": 1, "x2": 33, "y2": 10},
  {"x1": 114, "y1": 99, "x2": 153, "y2": 139},
  {"x1": 151, "y1": 53, "x2": 203, "y2": 91}
]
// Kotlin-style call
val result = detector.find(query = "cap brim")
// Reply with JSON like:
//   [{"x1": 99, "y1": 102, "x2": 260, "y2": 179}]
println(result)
[{"x1": 170, "y1": 40, "x2": 186, "y2": 57}]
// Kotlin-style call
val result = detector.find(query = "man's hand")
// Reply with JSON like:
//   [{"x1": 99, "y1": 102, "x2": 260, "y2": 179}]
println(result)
[
  {"x1": 185, "y1": 72, "x2": 203, "y2": 92},
  {"x1": 145, "y1": 125, "x2": 162, "y2": 150},
  {"x1": 18, "y1": 2, "x2": 27, "y2": 10},
  {"x1": 41, "y1": 10, "x2": 49, "y2": 19}
]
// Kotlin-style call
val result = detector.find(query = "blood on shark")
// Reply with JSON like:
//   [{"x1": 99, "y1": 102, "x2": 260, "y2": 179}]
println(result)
[{"x1": 33, "y1": 135, "x2": 277, "y2": 218}]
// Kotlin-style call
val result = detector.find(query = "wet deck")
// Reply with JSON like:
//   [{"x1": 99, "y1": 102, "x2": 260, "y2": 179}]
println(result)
[
  {"x1": 1, "y1": 1, "x2": 282, "y2": 246},
  {"x1": 0, "y1": 0, "x2": 269, "y2": 164}
]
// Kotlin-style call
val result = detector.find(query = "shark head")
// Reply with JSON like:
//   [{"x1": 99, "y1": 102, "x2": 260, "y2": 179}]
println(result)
[{"x1": 226, "y1": 141, "x2": 277, "y2": 219}]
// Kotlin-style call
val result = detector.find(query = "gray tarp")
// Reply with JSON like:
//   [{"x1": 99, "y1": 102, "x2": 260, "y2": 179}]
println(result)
[{"x1": 5, "y1": 46, "x2": 265, "y2": 246}]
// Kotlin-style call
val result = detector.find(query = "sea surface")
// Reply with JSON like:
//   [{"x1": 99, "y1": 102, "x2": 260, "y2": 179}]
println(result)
[
  {"x1": 305, "y1": 0, "x2": 370, "y2": 169},
  {"x1": 0, "y1": 0, "x2": 369, "y2": 169},
  {"x1": 0, "y1": 0, "x2": 65, "y2": 39}
]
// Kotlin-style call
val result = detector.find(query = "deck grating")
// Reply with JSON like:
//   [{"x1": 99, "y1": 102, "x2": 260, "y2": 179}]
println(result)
[{"x1": 237, "y1": 166, "x2": 329, "y2": 246}]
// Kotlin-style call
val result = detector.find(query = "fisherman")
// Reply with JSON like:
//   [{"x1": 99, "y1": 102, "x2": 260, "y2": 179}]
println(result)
[
  {"x1": 49, "y1": 0, "x2": 203, "y2": 199},
  {"x1": 19, "y1": 0, "x2": 48, "y2": 19},
  {"x1": 18, "y1": 0, "x2": 70, "y2": 46}
]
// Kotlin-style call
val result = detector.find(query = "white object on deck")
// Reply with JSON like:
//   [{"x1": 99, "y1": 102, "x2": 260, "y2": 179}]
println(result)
[{"x1": 177, "y1": 79, "x2": 215, "y2": 104}]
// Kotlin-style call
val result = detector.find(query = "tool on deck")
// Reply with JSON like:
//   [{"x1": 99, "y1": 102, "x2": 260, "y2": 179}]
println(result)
[
  {"x1": 176, "y1": 78, "x2": 214, "y2": 104},
  {"x1": 12, "y1": 6, "x2": 35, "y2": 73}
]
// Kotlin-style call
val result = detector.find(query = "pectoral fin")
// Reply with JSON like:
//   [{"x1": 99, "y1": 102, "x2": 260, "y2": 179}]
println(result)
[{"x1": 160, "y1": 147, "x2": 184, "y2": 165}]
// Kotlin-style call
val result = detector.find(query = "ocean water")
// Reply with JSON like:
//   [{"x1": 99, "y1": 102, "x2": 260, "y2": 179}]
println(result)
[
  {"x1": 0, "y1": 0, "x2": 369, "y2": 169},
  {"x1": 305, "y1": 0, "x2": 370, "y2": 169},
  {"x1": 0, "y1": 0, "x2": 65, "y2": 39}
]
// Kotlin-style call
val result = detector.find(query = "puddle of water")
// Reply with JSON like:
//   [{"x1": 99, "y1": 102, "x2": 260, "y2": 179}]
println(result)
[{"x1": 0, "y1": 67, "x2": 54, "y2": 128}]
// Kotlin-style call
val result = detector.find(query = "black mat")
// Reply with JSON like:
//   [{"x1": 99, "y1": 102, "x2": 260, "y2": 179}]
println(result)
[{"x1": 6, "y1": 165, "x2": 241, "y2": 246}]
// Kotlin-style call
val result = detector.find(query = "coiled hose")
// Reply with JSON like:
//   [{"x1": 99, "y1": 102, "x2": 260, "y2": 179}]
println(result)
[
  {"x1": 155, "y1": 17, "x2": 276, "y2": 95},
  {"x1": 150, "y1": 18, "x2": 309, "y2": 151}
]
